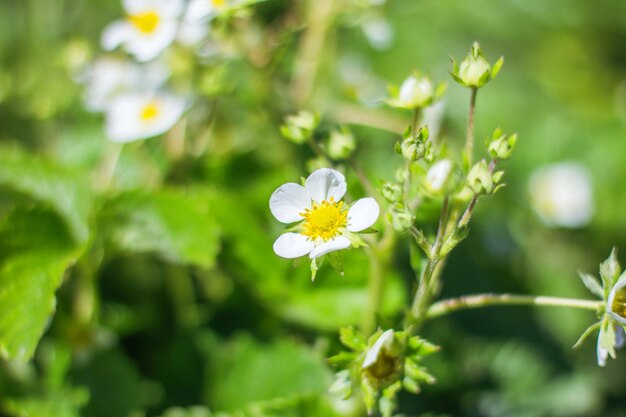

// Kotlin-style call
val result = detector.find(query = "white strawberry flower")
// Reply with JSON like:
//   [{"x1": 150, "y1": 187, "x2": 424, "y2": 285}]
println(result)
[
  {"x1": 81, "y1": 57, "x2": 169, "y2": 112},
  {"x1": 105, "y1": 92, "x2": 186, "y2": 143},
  {"x1": 102, "y1": 0, "x2": 185, "y2": 62},
  {"x1": 270, "y1": 168, "x2": 380, "y2": 259}
]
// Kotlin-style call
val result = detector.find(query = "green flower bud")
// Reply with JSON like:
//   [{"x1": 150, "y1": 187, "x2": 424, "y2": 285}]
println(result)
[
  {"x1": 487, "y1": 128, "x2": 517, "y2": 160},
  {"x1": 381, "y1": 182, "x2": 403, "y2": 203},
  {"x1": 467, "y1": 160, "x2": 503, "y2": 195},
  {"x1": 396, "y1": 126, "x2": 430, "y2": 162},
  {"x1": 362, "y1": 330, "x2": 403, "y2": 388},
  {"x1": 451, "y1": 42, "x2": 504, "y2": 89},
  {"x1": 326, "y1": 128, "x2": 356, "y2": 160},
  {"x1": 387, "y1": 73, "x2": 445, "y2": 110},
  {"x1": 387, "y1": 204, "x2": 414, "y2": 233},
  {"x1": 280, "y1": 111, "x2": 320, "y2": 144}
]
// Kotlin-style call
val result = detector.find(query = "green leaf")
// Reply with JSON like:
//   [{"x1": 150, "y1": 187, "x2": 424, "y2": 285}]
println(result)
[
  {"x1": 3, "y1": 388, "x2": 89, "y2": 417},
  {"x1": 578, "y1": 272, "x2": 603, "y2": 298},
  {"x1": 100, "y1": 188, "x2": 221, "y2": 268},
  {"x1": 158, "y1": 406, "x2": 214, "y2": 417},
  {"x1": 0, "y1": 145, "x2": 93, "y2": 244},
  {"x1": 0, "y1": 208, "x2": 82, "y2": 361},
  {"x1": 207, "y1": 336, "x2": 331, "y2": 412}
]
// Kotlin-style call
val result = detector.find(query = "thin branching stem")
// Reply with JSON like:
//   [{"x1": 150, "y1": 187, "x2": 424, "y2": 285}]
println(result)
[
  {"x1": 426, "y1": 294, "x2": 602, "y2": 319},
  {"x1": 464, "y1": 87, "x2": 478, "y2": 166}
]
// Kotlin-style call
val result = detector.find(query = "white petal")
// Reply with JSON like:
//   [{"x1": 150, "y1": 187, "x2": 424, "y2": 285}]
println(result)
[
  {"x1": 305, "y1": 168, "x2": 346, "y2": 203},
  {"x1": 309, "y1": 236, "x2": 351, "y2": 259},
  {"x1": 156, "y1": 0, "x2": 185, "y2": 17},
  {"x1": 347, "y1": 197, "x2": 380, "y2": 232},
  {"x1": 597, "y1": 336, "x2": 608, "y2": 367},
  {"x1": 362, "y1": 329, "x2": 394, "y2": 369},
  {"x1": 616, "y1": 325, "x2": 625, "y2": 349},
  {"x1": 269, "y1": 183, "x2": 310, "y2": 223},
  {"x1": 123, "y1": 0, "x2": 152, "y2": 14},
  {"x1": 273, "y1": 233, "x2": 314, "y2": 259},
  {"x1": 607, "y1": 277, "x2": 626, "y2": 325},
  {"x1": 125, "y1": 22, "x2": 178, "y2": 62},
  {"x1": 102, "y1": 21, "x2": 133, "y2": 51}
]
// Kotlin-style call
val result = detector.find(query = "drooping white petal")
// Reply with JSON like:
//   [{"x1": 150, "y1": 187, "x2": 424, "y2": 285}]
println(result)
[
  {"x1": 309, "y1": 236, "x2": 351, "y2": 259},
  {"x1": 102, "y1": 21, "x2": 133, "y2": 51},
  {"x1": 597, "y1": 329, "x2": 608, "y2": 367},
  {"x1": 269, "y1": 183, "x2": 311, "y2": 224},
  {"x1": 426, "y1": 159, "x2": 453, "y2": 192},
  {"x1": 305, "y1": 168, "x2": 347, "y2": 204},
  {"x1": 347, "y1": 197, "x2": 379, "y2": 232},
  {"x1": 616, "y1": 325, "x2": 625, "y2": 349},
  {"x1": 273, "y1": 233, "x2": 314, "y2": 259},
  {"x1": 362, "y1": 329, "x2": 394, "y2": 369}
]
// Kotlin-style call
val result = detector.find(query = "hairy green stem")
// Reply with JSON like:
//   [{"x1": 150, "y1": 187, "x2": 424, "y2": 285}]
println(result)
[
  {"x1": 410, "y1": 195, "x2": 450, "y2": 323},
  {"x1": 426, "y1": 294, "x2": 602, "y2": 319},
  {"x1": 464, "y1": 88, "x2": 477, "y2": 166},
  {"x1": 362, "y1": 228, "x2": 395, "y2": 336}
]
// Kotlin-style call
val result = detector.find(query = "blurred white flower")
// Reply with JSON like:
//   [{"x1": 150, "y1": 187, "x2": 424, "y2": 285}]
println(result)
[
  {"x1": 528, "y1": 162, "x2": 594, "y2": 228},
  {"x1": 105, "y1": 92, "x2": 186, "y2": 143},
  {"x1": 425, "y1": 159, "x2": 453, "y2": 193},
  {"x1": 102, "y1": 0, "x2": 185, "y2": 62},
  {"x1": 361, "y1": 16, "x2": 393, "y2": 51},
  {"x1": 270, "y1": 168, "x2": 380, "y2": 259},
  {"x1": 81, "y1": 57, "x2": 169, "y2": 112}
]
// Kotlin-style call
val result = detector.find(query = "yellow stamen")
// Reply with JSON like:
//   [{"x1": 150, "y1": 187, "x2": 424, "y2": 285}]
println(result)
[
  {"x1": 612, "y1": 286, "x2": 626, "y2": 319},
  {"x1": 212, "y1": 0, "x2": 227, "y2": 8},
  {"x1": 128, "y1": 11, "x2": 160, "y2": 34},
  {"x1": 300, "y1": 198, "x2": 348, "y2": 241},
  {"x1": 140, "y1": 101, "x2": 160, "y2": 122}
]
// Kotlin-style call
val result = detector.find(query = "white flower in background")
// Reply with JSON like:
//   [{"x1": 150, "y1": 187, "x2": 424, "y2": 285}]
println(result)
[
  {"x1": 361, "y1": 15, "x2": 393, "y2": 51},
  {"x1": 270, "y1": 168, "x2": 380, "y2": 259},
  {"x1": 528, "y1": 162, "x2": 594, "y2": 228},
  {"x1": 81, "y1": 57, "x2": 169, "y2": 112},
  {"x1": 105, "y1": 92, "x2": 186, "y2": 143},
  {"x1": 425, "y1": 159, "x2": 453, "y2": 193},
  {"x1": 102, "y1": 0, "x2": 184, "y2": 62},
  {"x1": 178, "y1": 0, "x2": 229, "y2": 45}
]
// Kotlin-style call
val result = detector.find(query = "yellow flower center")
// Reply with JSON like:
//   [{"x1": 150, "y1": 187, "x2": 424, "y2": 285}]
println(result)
[
  {"x1": 212, "y1": 0, "x2": 227, "y2": 8},
  {"x1": 300, "y1": 198, "x2": 348, "y2": 241},
  {"x1": 128, "y1": 11, "x2": 160, "y2": 34},
  {"x1": 140, "y1": 101, "x2": 160, "y2": 122},
  {"x1": 611, "y1": 286, "x2": 626, "y2": 319}
]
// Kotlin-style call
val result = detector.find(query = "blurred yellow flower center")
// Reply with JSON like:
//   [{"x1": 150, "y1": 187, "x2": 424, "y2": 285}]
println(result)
[
  {"x1": 611, "y1": 286, "x2": 626, "y2": 319},
  {"x1": 212, "y1": 0, "x2": 226, "y2": 8},
  {"x1": 128, "y1": 11, "x2": 160, "y2": 34},
  {"x1": 300, "y1": 198, "x2": 348, "y2": 241},
  {"x1": 140, "y1": 101, "x2": 160, "y2": 122}
]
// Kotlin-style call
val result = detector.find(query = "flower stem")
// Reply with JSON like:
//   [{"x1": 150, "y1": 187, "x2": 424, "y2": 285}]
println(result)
[
  {"x1": 426, "y1": 293, "x2": 602, "y2": 320},
  {"x1": 362, "y1": 228, "x2": 395, "y2": 336},
  {"x1": 464, "y1": 87, "x2": 477, "y2": 167},
  {"x1": 410, "y1": 195, "x2": 449, "y2": 323}
]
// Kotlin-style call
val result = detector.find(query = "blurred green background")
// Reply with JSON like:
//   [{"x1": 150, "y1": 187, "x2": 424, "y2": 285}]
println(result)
[{"x1": 1, "y1": 0, "x2": 626, "y2": 416}]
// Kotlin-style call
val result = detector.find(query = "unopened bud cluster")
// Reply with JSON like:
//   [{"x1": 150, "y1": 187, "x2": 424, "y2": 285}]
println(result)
[{"x1": 450, "y1": 42, "x2": 504, "y2": 89}]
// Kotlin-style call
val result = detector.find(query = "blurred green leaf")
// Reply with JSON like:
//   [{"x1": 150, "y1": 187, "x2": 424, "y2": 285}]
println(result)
[
  {"x1": 3, "y1": 388, "x2": 89, "y2": 417},
  {"x1": 100, "y1": 188, "x2": 221, "y2": 268},
  {"x1": 207, "y1": 335, "x2": 331, "y2": 412},
  {"x1": 0, "y1": 145, "x2": 93, "y2": 244},
  {"x1": 0, "y1": 208, "x2": 82, "y2": 361},
  {"x1": 158, "y1": 407, "x2": 213, "y2": 417}
]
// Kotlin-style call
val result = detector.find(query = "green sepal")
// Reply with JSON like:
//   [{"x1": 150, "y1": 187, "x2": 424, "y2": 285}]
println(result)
[
  {"x1": 380, "y1": 381, "x2": 402, "y2": 417},
  {"x1": 600, "y1": 247, "x2": 621, "y2": 295},
  {"x1": 491, "y1": 56, "x2": 505, "y2": 79},
  {"x1": 439, "y1": 225, "x2": 470, "y2": 257},
  {"x1": 578, "y1": 272, "x2": 604, "y2": 299},
  {"x1": 310, "y1": 256, "x2": 321, "y2": 282},
  {"x1": 403, "y1": 376, "x2": 421, "y2": 394},
  {"x1": 449, "y1": 72, "x2": 466, "y2": 87},
  {"x1": 572, "y1": 321, "x2": 602, "y2": 349},
  {"x1": 361, "y1": 378, "x2": 378, "y2": 415},
  {"x1": 339, "y1": 326, "x2": 366, "y2": 350},
  {"x1": 327, "y1": 251, "x2": 344, "y2": 276},
  {"x1": 327, "y1": 351, "x2": 357, "y2": 366}
]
